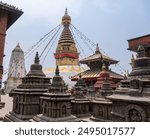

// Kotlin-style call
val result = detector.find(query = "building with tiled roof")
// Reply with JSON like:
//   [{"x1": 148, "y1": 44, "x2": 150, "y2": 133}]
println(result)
[
  {"x1": 128, "y1": 34, "x2": 150, "y2": 52},
  {"x1": 80, "y1": 45, "x2": 118, "y2": 65},
  {"x1": 71, "y1": 45, "x2": 123, "y2": 87}
]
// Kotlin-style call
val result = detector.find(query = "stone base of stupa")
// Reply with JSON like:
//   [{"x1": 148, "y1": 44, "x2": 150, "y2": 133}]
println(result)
[
  {"x1": 31, "y1": 114, "x2": 80, "y2": 122},
  {"x1": 4, "y1": 112, "x2": 34, "y2": 122},
  {"x1": 0, "y1": 102, "x2": 5, "y2": 109},
  {"x1": 90, "y1": 116, "x2": 112, "y2": 122}
]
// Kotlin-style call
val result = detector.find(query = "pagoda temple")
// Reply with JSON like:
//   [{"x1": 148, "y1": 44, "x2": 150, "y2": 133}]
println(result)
[
  {"x1": 5, "y1": 43, "x2": 26, "y2": 94},
  {"x1": 4, "y1": 52, "x2": 51, "y2": 122},
  {"x1": 43, "y1": 9, "x2": 82, "y2": 87},
  {"x1": 107, "y1": 34, "x2": 150, "y2": 122},
  {"x1": 71, "y1": 44, "x2": 123, "y2": 87},
  {"x1": 32, "y1": 66, "x2": 78, "y2": 122}
]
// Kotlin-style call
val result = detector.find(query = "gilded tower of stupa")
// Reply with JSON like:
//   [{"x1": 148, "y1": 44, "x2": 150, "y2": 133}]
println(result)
[
  {"x1": 44, "y1": 9, "x2": 82, "y2": 87},
  {"x1": 54, "y1": 9, "x2": 79, "y2": 66}
]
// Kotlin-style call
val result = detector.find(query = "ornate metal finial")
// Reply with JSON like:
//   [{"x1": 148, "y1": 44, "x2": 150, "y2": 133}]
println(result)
[
  {"x1": 34, "y1": 52, "x2": 39, "y2": 64},
  {"x1": 95, "y1": 43, "x2": 100, "y2": 54},
  {"x1": 65, "y1": 8, "x2": 68, "y2": 15},
  {"x1": 16, "y1": 42, "x2": 20, "y2": 47},
  {"x1": 55, "y1": 65, "x2": 60, "y2": 76},
  {"x1": 62, "y1": 8, "x2": 71, "y2": 25},
  {"x1": 102, "y1": 63, "x2": 107, "y2": 71}
]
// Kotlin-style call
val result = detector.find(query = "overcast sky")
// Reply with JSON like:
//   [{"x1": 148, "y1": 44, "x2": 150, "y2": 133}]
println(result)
[{"x1": 2, "y1": 0, "x2": 150, "y2": 80}]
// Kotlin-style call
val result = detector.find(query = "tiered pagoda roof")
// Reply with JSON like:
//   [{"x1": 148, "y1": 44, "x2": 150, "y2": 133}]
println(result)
[
  {"x1": 54, "y1": 9, "x2": 79, "y2": 65},
  {"x1": 80, "y1": 45, "x2": 118, "y2": 65},
  {"x1": 0, "y1": 1, "x2": 23, "y2": 29},
  {"x1": 72, "y1": 45, "x2": 123, "y2": 82},
  {"x1": 58, "y1": 9, "x2": 74, "y2": 45}
]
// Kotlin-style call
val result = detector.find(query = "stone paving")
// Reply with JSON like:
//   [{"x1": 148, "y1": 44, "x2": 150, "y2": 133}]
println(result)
[{"x1": 0, "y1": 95, "x2": 13, "y2": 119}]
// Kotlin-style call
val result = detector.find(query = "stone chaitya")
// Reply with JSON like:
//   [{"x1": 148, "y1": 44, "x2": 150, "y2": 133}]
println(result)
[
  {"x1": 4, "y1": 52, "x2": 51, "y2": 121},
  {"x1": 32, "y1": 66, "x2": 78, "y2": 122},
  {"x1": 108, "y1": 42, "x2": 150, "y2": 122},
  {"x1": 91, "y1": 65, "x2": 114, "y2": 121},
  {"x1": 71, "y1": 74, "x2": 91, "y2": 119}
]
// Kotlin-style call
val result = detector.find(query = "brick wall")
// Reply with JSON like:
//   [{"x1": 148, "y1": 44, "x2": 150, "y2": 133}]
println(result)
[
  {"x1": 0, "y1": 10, "x2": 8, "y2": 87},
  {"x1": 128, "y1": 35, "x2": 150, "y2": 51}
]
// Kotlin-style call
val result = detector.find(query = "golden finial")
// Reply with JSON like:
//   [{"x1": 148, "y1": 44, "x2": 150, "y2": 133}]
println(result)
[
  {"x1": 62, "y1": 8, "x2": 71, "y2": 25},
  {"x1": 102, "y1": 63, "x2": 107, "y2": 71},
  {"x1": 65, "y1": 8, "x2": 68, "y2": 15},
  {"x1": 95, "y1": 43, "x2": 100, "y2": 54}
]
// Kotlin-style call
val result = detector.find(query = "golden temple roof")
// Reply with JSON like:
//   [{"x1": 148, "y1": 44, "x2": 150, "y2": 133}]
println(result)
[{"x1": 71, "y1": 69, "x2": 123, "y2": 81}]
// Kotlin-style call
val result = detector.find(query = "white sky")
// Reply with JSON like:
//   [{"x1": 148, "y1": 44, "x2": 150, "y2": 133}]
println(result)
[{"x1": 2, "y1": 0, "x2": 150, "y2": 81}]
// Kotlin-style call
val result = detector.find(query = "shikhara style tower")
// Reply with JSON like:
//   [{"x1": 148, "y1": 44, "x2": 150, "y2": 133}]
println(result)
[
  {"x1": 54, "y1": 9, "x2": 79, "y2": 66},
  {"x1": 5, "y1": 43, "x2": 26, "y2": 94}
]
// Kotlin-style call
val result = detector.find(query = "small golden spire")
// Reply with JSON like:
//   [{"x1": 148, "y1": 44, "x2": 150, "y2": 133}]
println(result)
[
  {"x1": 102, "y1": 63, "x2": 107, "y2": 71},
  {"x1": 95, "y1": 43, "x2": 100, "y2": 54},
  {"x1": 62, "y1": 8, "x2": 71, "y2": 25},
  {"x1": 65, "y1": 8, "x2": 68, "y2": 15}
]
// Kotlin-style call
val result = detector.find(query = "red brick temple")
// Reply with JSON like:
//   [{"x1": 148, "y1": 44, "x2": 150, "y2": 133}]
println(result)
[{"x1": 128, "y1": 34, "x2": 150, "y2": 52}]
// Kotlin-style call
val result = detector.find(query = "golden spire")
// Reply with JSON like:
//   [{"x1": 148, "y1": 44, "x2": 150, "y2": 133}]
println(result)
[
  {"x1": 102, "y1": 63, "x2": 107, "y2": 71},
  {"x1": 62, "y1": 8, "x2": 71, "y2": 25},
  {"x1": 95, "y1": 43, "x2": 100, "y2": 54}
]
